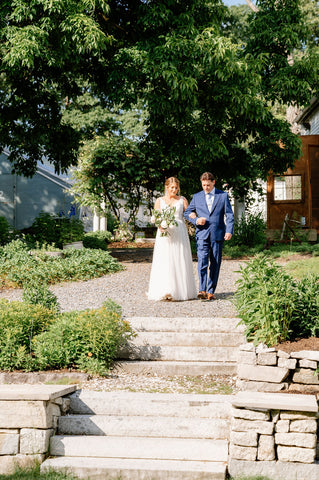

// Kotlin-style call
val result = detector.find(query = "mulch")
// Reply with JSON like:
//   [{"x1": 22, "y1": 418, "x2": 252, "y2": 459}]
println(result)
[
  {"x1": 108, "y1": 241, "x2": 154, "y2": 249},
  {"x1": 275, "y1": 337, "x2": 319, "y2": 354}
]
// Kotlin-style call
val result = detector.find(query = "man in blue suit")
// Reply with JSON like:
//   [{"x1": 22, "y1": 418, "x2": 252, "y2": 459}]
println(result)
[{"x1": 184, "y1": 172, "x2": 234, "y2": 300}]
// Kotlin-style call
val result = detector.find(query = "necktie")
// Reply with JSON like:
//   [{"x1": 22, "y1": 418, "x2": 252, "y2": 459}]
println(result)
[{"x1": 206, "y1": 193, "x2": 213, "y2": 212}]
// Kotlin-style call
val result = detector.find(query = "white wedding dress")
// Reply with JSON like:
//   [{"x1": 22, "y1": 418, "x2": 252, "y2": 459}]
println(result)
[{"x1": 147, "y1": 197, "x2": 197, "y2": 301}]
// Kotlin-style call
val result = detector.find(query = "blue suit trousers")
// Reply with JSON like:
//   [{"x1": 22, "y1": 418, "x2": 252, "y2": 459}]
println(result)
[{"x1": 197, "y1": 236, "x2": 223, "y2": 294}]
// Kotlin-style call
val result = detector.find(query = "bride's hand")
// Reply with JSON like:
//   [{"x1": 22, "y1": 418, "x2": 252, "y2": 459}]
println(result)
[{"x1": 188, "y1": 212, "x2": 196, "y2": 219}]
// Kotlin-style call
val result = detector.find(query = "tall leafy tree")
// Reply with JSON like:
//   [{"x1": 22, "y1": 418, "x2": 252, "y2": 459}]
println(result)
[
  {"x1": 0, "y1": 0, "x2": 318, "y2": 204},
  {"x1": 0, "y1": 0, "x2": 111, "y2": 175}
]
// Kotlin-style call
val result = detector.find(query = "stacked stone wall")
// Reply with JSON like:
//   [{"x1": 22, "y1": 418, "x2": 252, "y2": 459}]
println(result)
[
  {"x1": 228, "y1": 391, "x2": 319, "y2": 480},
  {"x1": 0, "y1": 386, "x2": 76, "y2": 475},
  {"x1": 237, "y1": 344, "x2": 319, "y2": 392}
]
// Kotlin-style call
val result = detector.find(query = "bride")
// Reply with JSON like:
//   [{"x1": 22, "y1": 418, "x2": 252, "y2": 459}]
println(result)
[{"x1": 147, "y1": 177, "x2": 197, "y2": 301}]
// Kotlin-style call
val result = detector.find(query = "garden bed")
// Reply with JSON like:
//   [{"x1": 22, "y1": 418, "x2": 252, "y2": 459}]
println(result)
[{"x1": 274, "y1": 337, "x2": 319, "y2": 354}]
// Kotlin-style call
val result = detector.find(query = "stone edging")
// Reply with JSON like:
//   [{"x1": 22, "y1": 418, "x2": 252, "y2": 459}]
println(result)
[
  {"x1": 237, "y1": 343, "x2": 319, "y2": 392},
  {"x1": 228, "y1": 391, "x2": 319, "y2": 480},
  {"x1": 0, "y1": 385, "x2": 77, "y2": 475}
]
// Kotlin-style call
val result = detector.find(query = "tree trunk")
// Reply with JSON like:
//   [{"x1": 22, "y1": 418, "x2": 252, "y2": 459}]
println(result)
[{"x1": 245, "y1": 0, "x2": 259, "y2": 12}]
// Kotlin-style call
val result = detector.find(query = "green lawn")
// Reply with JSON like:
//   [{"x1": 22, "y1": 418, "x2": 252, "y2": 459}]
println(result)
[
  {"x1": 282, "y1": 256, "x2": 319, "y2": 279},
  {"x1": 0, "y1": 468, "x2": 78, "y2": 480}
]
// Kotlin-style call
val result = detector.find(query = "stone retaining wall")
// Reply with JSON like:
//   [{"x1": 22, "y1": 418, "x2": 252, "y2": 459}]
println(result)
[
  {"x1": 0, "y1": 385, "x2": 77, "y2": 475},
  {"x1": 237, "y1": 343, "x2": 319, "y2": 392},
  {"x1": 228, "y1": 391, "x2": 319, "y2": 480}
]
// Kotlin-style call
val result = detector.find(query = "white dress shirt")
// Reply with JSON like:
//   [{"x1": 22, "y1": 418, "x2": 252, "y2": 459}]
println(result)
[{"x1": 206, "y1": 188, "x2": 215, "y2": 212}]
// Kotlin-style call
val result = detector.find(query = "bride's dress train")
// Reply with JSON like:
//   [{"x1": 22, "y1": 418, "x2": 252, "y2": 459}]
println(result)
[{"x1": 147, "y1": 198, "x2": 197, "y2": 301}]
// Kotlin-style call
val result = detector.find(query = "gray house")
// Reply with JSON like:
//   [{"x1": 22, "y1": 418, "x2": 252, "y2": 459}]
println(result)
[
  {"x1": 296, "y1": 97, "x2": 319, "y2": 135},
  {"x1": 0, "y1": 150, "x2": 77, "y2": 230}
]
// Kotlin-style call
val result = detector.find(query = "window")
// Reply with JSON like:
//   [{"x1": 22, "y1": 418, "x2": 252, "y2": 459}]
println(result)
[{"x1": 274, "y1": 175, "x2": 302, "y2": 201}]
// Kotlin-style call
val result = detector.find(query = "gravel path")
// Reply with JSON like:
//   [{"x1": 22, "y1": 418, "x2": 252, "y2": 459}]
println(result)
[
  {"x1": 0, "y1": 252, "x2": 245, "y2": 393},
  {"x1": 0, "y1": 256, "x2": 244, "y2": 318}
]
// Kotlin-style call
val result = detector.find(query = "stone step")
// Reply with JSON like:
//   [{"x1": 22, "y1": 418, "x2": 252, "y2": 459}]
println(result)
[
  {"x1": 69, "y1": 391, "x2": 233, "y2": 418},
  {"x1": 41, "y1": 457, "x2": 227, "y2": 480},
  {"x1": 120, "y1": 345, "x2": 239, "y2": 362},
  {"x1": 50, "y1": 436, "x2": 229, "y2": 462},
  {"x1": 127, "y1": 331, "x2": 244, "y2": 347},
  {"x1": 113, "y1": 360, "x2": 237, "y2": 376},
  {"x1": 126, "y1": 317, "x2": 242, "y2": 333},
  {"x1": 58, "y1": 414, "x2": 230, "y2": 439}
]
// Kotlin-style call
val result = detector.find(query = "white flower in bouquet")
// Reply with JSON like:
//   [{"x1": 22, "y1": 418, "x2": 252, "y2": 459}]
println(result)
[
  {"x1": 152, "y1": 205, "x2": 178, "y2": 236},
  {"x1": 161, "y1": 220, "x2": 168, "y2": 229}
]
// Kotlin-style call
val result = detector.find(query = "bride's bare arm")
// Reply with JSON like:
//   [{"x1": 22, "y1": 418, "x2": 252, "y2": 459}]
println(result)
[{"x1": 154, "y1": 198, "x2": 161, "y2": 211}]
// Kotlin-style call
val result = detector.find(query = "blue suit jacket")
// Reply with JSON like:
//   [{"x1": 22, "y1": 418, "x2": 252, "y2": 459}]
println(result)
[{"x1": 184, "y1": 189, "x2": 234, "y2": 242}]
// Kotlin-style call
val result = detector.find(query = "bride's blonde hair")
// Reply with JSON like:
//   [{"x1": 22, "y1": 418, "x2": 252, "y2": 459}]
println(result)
[{"x1": 165, "y1": 177, "x2": 180, "y2": 195}]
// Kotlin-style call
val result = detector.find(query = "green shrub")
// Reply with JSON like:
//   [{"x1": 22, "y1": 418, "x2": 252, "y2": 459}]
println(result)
[
  {"x1": 235, "y1": 254, "x2": 319, "y2": 346},
  {"x1": 27, "y1": 212, "x2": 84, "y2": 248},
  {"x1": 0, "y1": 216, "x2": 12, "y2": 246},
  {"x1": 83, "y1": 230, "x2": 113, "y2": 250},
  {"x1": 230, "y1": 212, "x2": 266, "y2": 247},
  {"x1": 0, "y1": 298, "x2": 134, "y2": 374},
  {"x1": 0, "y1": 239, "x2": 123, "y2": 287},
  {"x1": 0, "y1": 300, "x2": 55, "y2": 370},
  {"x1": 23, "y1": 281, "x2": 60, "y2": 312},
  {"x1": 236, "y1": 254, "x2": 295, "y2": 346},
  {"x1": 59, "y1": 217, "x2": 84, "y2": 244},
  {"x1": 33, "y1": 301, "x2": 134, "y2": 374},
  {"x1": 289, "y1": 274, "x2": 319, "y2": 339},
  {"x1": 28, "y1": 212, "x2": 59, "y2": 246}
]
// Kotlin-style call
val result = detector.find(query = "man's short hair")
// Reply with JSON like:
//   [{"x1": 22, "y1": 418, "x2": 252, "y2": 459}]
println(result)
[{"x1": 200, "y1": 172, "x2": 215, "y2": 182}]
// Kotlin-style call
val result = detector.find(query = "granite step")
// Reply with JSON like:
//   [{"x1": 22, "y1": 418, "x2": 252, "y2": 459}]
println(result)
[
  {"x1": 58, "y1": 414, "x2": 230, "y2": 439},
  {"x1": 42, "y1": 457, "x2": 227, "y2": 480},
  {"x1": 113, "y1": 360, "x2": 237, "y2": 375},
  {"x1": 127, "y1": 331, "x2": 244, "y2": 347},
  {"x1": 118, "y1": 316, "x2": 244, "y2": 374},
  {"x1": 125, "y1": 317, "x2": 243, "y2": 333},
  {"x1": 68, "y1": 391, "x2": 233, "y2": 417},
  {"x1": 50, "y1": 435, "x2": 229, "y2": 462},
  {"x1": 120, "y1": 345, "x2": 239, "y2": 361}
]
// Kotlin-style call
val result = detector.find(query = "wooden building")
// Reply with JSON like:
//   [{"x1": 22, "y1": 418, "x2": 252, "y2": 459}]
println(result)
[{"x1": 267, "y1": 135, "x2": 319, "y2": 235}]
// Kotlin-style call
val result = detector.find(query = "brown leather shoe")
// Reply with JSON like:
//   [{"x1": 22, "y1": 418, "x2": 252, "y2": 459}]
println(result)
[
  {"x1": 207, "y1": 293, "x2": 217, "y2": 301},
  {"x1": 197, "y1": 291, "x2": 207, "y2": 299}
]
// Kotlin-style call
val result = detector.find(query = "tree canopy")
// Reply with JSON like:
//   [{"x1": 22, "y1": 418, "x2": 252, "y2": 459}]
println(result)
[{"x1": 0, "y1": 0, "x2": 319, "y2": 206}]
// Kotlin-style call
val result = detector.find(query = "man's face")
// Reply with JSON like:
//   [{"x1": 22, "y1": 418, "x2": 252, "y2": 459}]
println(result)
[{"x1": 201, "y1": 179, "x2": 215, "y2": 194}]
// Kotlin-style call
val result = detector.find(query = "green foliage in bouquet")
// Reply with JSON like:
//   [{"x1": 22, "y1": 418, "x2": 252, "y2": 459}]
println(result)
[{"x1": 151, "y1": 206, "x2": 178, "y2": 236}]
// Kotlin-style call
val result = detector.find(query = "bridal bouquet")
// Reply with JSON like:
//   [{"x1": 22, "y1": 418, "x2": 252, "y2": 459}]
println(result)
[{"x1": 151, "y1": 206, "x2": 178, "y2": 236}]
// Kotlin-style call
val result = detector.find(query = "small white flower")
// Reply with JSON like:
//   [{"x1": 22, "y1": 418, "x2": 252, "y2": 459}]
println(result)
[
  {"x1": 161, "y1": 220, "x2": 168, "y2": 229},
  {"x1": 150, "y1": 215, "x2": 156, "y2": 224}
]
